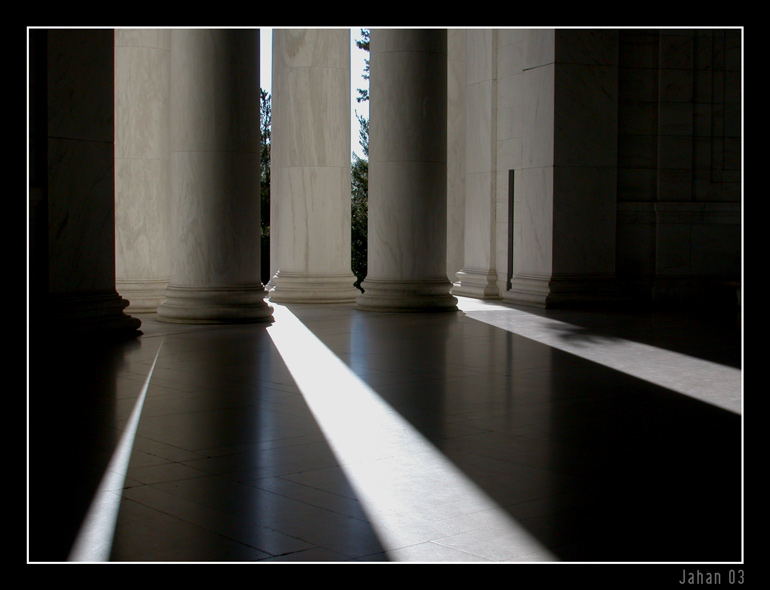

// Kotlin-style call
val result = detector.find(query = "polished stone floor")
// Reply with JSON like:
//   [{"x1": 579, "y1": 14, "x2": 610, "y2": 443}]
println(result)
[{"x1": 28, "y1": 296, "x2": 742, "y2": 563}]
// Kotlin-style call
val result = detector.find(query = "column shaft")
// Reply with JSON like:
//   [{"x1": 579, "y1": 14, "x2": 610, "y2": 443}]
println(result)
[
  {"x1": 37, "y1": 29, "x2": 141, "y2": 337},
  {"x1": 114, "y1": 29, "x2": 171, "y2": 313},
  {"x1": 503, "y1": 29, "x2": 620, "y2": 308},
  {"x1": 268, "y1": 29, "x2": 358, "y2": 303},
  {"x1": 157, "y1": 29, "x2": 272, "y2": 323},
  {"x1": 453, "y1": 29, "x2": 500, "y2": 299},
  {"x1": 357, "y1": 29, "x2": 457, "y2": 312}
]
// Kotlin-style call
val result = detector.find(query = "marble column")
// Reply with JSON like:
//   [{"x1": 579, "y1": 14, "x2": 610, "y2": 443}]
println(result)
[
  {"x1": 452, "y1": 29, "x2": 500, "y2": 299},
  {"x1": 503, "y1": 30, "x2": 619, "y2": 308},
  {"x1": 114, "y1": 29, "x2": 171, "y2": 313},
  {"x1": 357, "y1": 29, "x2": 457, "y2": 312},
  {"x1": 34, "y1": 29, "x2": 141, "y2": 337},
  {"x1": 268, "y1": 29, "x2": 359, "y2": 303},
  {"x1": 446, "y1": 29, "x2": 467, "y2": 289},
  {"x1": 157, "y1": 29, "x2": 272, "y2": 323}
]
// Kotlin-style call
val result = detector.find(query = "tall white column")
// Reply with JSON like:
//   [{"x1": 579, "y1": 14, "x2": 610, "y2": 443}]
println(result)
[
  {"x1": 114, "y1": 29, "x2": 171, "y2": 313},
  {"x1": 357, "y1": 29, "x2": 457, "y2": 312},
  {"x1": 452, "y1": 29, "x2": 500, "y2": 299},
  {"x1": 446, "y1": 29, "x2": 467, "y2": 286},
  {"x1": 157, "y1": 29, "x2": 272, "y2": 323},
  {"x1": 268, "y1": 29, "x2": 359, "y2": 303},
  {"x1": 503, "y1": 30, "x2": 619, "y2": 307}
]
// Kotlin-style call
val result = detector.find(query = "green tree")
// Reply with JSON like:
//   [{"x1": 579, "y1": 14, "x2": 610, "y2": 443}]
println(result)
[
  {"x1": 354, "y1": 28, "x2": 370, "y2": 104},
  {"x1": 351, "y1": 28, "x2": 370, "y2": 290},
  {"x1": 260, "y1": 88, "x2": 271, "y2": 285},
  {"x1": 351, "y1": 113, "x2": 368, "y2": 290}
]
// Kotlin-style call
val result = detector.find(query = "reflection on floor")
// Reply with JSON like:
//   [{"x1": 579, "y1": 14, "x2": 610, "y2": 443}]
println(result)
[{"x1": 28, "y1": 297, "x2": 742, "y2": 562}]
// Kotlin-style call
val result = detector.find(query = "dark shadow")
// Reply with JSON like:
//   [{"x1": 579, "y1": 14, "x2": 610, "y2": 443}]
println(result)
[
  {"x1": 503, "y1": 303, "x2": 742, "y2": 370},
  {"x1": 298, "y1": 305, "x2": 742, "y2": 562},
  {"x1": 28, "y1": 334, "x2": 141, "y2": 561},
  {"x1": 105, "y1": 321, "x2": 385, "y2": 562},
  {"x1": 30, "y1": 305, "x2": 740, "y2": 563},
  {"x1": 29, "y1": 319, "x2": 387, "y2": 562}
]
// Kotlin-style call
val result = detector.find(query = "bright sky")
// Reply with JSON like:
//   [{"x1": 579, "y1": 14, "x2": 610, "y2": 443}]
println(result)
[{"x1": 260, "y1": 28, "x2": 370, "y2": 160}]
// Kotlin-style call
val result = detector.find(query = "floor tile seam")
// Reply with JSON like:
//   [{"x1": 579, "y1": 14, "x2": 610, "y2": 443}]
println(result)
[
  {"x1": 131, "y1": 405, "x2": 253, "y2": 421},
  {"x1": 435, "y1": 443, "x2": 595, "y2": 482},
  {"x1": 116, "y1": 493, "x2": 305, "y2": 559},
  {"x1": 120, "y1": 377, "x2": 236, "y2": 396},
  {"x1": 270, "y1": 452, "x2": 439, "y2": 500},
  {"x1": 132, "y1": 434, "x2": 213, "y2": 458},
  {"x1": 203, "y1": 433, "x2": 330, "y2": 455},
  {"x1": 181, "y1": 454, "x2": 344, "y2": 479},
  {"x1": 135, "y1": 399, "x2": 308, "y2": 420},
  {"x1": 140, "y1": 474, "x2": 363, "y2": 525},
  {"x1": 245, "y1": 478, "x2": 373, "y2": 522},
  {"x1": 268, "y1": 471, "x2": 368, "y2": 504},
  {"x1": 129, "y1": 432, "x2": 213, "y2": 463},
  {"x1": 252, "y1": 545, "x2": 340, "y2": 561},
  {"x1": 126, "y1": 392, "x2": 303, "y2": 414},
  {"x1": 143, "y1": 369, "x2": 299, "y2": 391},
  {"x1": 427, "y1": 535, "x2": 540, "y2": 562},
  {"x1": 124, "y1": 462, "x2": 213, "y2": 485},
  {"x1": 388, "y1": 540, "x2": 497, "y2": 562},
  {"x1": 138, "y1": 374, "x2": 299, "y2": 394},
  {"x1": 422, "y1": 499, "x2": 589, "y2": 556},
  {"x1": 466, "y1": 488, "x2": 593, "y2": 522},
  {"x1": 189, "y1": 437, "x2": 333, "y2": 459}
]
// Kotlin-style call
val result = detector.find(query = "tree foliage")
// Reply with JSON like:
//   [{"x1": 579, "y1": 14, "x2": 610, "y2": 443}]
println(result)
[
  {"x1": 351, "y1": 113, "x2": 368, "y2": 290},
  {"x1": 351, "y1": 29, "x2": 370, "y2": 290},
  {"x1": 260, "y1": 88, "x2": 271, "y2": 237},
  {"x1": 260, "y1": 88, "x2": 271, "y2": 284},
  {"x1": 354, "y1": 28, "x2": 370, "y2": 104}
]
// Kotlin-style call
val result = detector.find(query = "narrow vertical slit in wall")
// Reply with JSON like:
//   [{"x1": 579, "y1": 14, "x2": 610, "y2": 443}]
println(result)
[{"x1": 506, "y1": 169, "x2": 514, "y2": 292}]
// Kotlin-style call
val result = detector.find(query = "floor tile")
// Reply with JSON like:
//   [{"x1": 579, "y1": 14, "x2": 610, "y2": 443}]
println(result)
[{"x1": 28, "y1": 297, "x2": 742, "y2": 563}]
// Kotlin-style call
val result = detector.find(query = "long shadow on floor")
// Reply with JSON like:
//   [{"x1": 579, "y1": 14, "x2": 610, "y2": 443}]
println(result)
[
  {"x1": 29, "y1": 306, "x2": 741, "y2": 562},
  {"x1": 29, "y1": 327, "x2": 389, "y2": 562},
  {"x1": 300, "y1": 305, "x2": 742, "y2": 562},
  {"x1": 29, "y1": 335, "x2": 143, "y2": 561}
]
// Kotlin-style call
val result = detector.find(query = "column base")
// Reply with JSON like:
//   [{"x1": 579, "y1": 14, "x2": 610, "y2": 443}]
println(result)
[
  {"x1": 503, "y1": 275, "x2": 550, "y2": 307},
  {"x1": 356, "y1": 278, "x2": 458, "y2": 312},
  {"x1": 452, "y1": 269, "x2": 500, "y2": 299},
  {"x1": 116, "y1": 279, "x2": 169, "y2": 313},
  {"x1": 47, "y1": 290, "x2": 142, "y2": 337},
  {"x1": 503, "y1": 274, "x2": 625, "y2": 308},
  {"x1": 268, "y1": 271, "x2": 359, "y2": 304},
  {"x1": 157, "y1": 284, "x2": 274, "y2": 324}
]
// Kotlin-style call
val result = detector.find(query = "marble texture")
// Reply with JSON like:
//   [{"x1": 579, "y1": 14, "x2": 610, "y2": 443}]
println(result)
[
  {"x1": 157, "y1": 29, "x2": 271, "y2": 324},
  {"x1": 357, "y1": 29, "x2": 456, "y2": 312},
  {"x1": 43, "y1": 29, "x2": 140, "y2": 335},
  {"x1": 29, "y1": 297, "x2": 741, "y2": 562},
  {"x1": 114, "y1": 30, "x2": 171, "y2": 312},
  {"x1": 446, "y1": 29, "x2": 467, "y2": 282},
  {"x1": 268, "y1": 29, "x2": 359, "y2": 303},
  {"x1": 495, "y1": 31, "x2": 526, "y2": 296},
  {"x1": 440, "y1": 28, "x2": 740, "y2": 308},
  {"x1": 453, "y1": 30, "x2": 500, "y2": 299},
  {"x1": 505, "y1": 30, "x2": 620, "y2": 307}
]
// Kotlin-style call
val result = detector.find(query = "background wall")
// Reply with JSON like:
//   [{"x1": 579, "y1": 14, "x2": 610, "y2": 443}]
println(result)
[{"x1": 452, "y1": 28, "x2": 742, "y2": 308}]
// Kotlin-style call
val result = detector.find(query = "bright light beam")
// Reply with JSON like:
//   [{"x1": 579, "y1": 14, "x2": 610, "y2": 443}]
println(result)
[
  {"x1": 267, "y1": 304, "x2": 554, "y2": 561},
  {"x1": 68, "y1": 340, "x2": 163, "y2": 562},
  {"x1": 457, "y1": 297, "x2": 742, "y2": 415}
]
